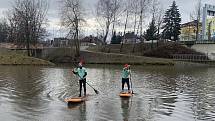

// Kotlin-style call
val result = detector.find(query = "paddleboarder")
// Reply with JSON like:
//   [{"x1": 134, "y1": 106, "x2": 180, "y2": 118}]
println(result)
[
  {"x1": 73, "y1": 62, "x2": 87, "y2": 97},
  {"x1": 121, "y1": 64, "x2": 131, "y2": 92}
]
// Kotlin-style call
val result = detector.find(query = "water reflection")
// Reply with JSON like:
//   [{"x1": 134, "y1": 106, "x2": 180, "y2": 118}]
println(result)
[
  {"x1": 67, "y1": 103, "x2": 87, "y2": 121},
  {"x1": 120, "y1": 98, "x2": 131, "y2": 121},
  {"x1": 0, "y1": 66, "x2": 48, "y2": 120}
]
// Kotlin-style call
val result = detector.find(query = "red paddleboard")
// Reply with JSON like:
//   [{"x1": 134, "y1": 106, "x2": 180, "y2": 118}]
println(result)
[
  {"x1": 65, "y1": 95, "x2": 88, "y2": 103},
  {"x1": 119, "y1": 91, "x2": 133, "y2": 97}
]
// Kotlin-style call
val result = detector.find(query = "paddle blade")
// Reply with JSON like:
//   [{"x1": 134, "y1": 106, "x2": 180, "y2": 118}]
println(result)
[{"x1": 94, "y1": 89, "x2": 99, "y2": 94}]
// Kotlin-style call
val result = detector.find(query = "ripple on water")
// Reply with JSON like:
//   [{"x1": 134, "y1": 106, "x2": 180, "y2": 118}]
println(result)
[{"x1": 0, "y1": 65, "x2": 215, "y2": 121}]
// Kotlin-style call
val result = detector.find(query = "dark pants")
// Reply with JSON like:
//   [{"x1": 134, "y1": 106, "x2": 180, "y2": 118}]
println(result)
[
  {"x1": 79, "y1": 78, "x2": 86, "y2": 96},
  {"x1": 122, "y1": 78, "x2": 130, "y2": 91}
]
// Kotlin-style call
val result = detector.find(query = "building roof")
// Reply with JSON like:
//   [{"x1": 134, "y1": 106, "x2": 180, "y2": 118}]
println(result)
[
  {"x1": 54, "y1": 37, "x2": 69, "y2": 41},
  {"x1": 123, "y1": 32, "x2": 137, "y2": 39},
  {"x1": 181, "y1": 20, "x2": 202, "y2": 28}
]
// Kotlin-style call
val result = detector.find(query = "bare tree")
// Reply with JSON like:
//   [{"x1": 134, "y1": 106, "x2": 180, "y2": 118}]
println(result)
[
  {"x1": 151, "y1": 0, "x2": 164, "y2": 36},
  {"x1": 60, "y1": 0, "x2": 85, "y2": 56},
  {"x1": 0, "y1": 19, "x2": 9, "y2": 42},
  {"x1": 8, "y1": 0, "x2": 48, "y2": 56},
  {"x1": 131, "y1": 0, "x2": 151, "y2": 53},
  {"x1": 96, "y1": 0, "x2": 121, "y2": 44},
  {"x1": 138, "y1": 0, "x2": 151, "y2": 37},
  {"x1": 189, "y1": 0, "x2": 202, "y2": 41},
  {"x1": 132, "y1": 0, "x2": 139, "y2": 35},
  {"x1": 111, "y1": 0, "x2": 121, "y2": 35},
  {"x1": 196, "y1": 0, "x2": 201, "y2": 41},
  {"x1": 120, "y1": 0, "x2": 135, "y2": 52}
]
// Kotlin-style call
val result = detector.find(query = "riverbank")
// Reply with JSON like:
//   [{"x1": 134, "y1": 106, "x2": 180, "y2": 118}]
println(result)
[
  {"x1": 0, "y1": 49, "x2": 54, "y2": 65},
  {"x1": 38, "y1": 47, "x2": 174, "y2": 65},
  {"x1": 88, "y1": 43, "x2": 205, "y2": 58},
  {"x1": 143, "y1": 43, "x2": 205, "y2": 58},
  {"x1": 0, "y1": 47, "x2": 173, "y2": 66},
  {"x1": 80, "y1": 50, "x2": 174, "y2": 65}
]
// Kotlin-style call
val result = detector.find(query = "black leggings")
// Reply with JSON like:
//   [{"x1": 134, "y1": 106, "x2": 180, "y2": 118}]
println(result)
[
  {"x1": 79, "y1": 79, "x2": 86, "y2": 96},
  {"x1": 122, "y1": 78, "x2": 130, "y2": 90}
]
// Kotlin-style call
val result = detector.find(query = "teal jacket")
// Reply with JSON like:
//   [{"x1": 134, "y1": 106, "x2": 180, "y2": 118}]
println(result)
[
  {"x1": 73, "y1": 67, "x2": 87, "y2": 80},
  {"x1": 122, "y1": 68, "x2": 131, "y2": 79}
]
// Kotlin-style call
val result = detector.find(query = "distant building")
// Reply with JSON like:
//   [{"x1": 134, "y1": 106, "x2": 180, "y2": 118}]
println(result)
[
  {"x1": 122, "y1": 32, "x2": 140, "y2": 44},
  {"x1": 80, "y1": 36, "x2": 103, "y2": 46},
  {"x1": 206, "y1": 17, "x2": 215, "y2": 40},
  {"x1": 38, "y1": 39, "x2": 52, "y2": 47},
  {"x1": 180, "y1": 4, "x2": 215, "y2": 41},
  {"x1": 202, "y1": 4, "x2": 215, "y2": 40},
  {"x1": 53, "y1": 38, "x2": 69, "y2": 47},
  {"x1": 180, "y1": 18, "x2": 215, "y2": 41},
  {"x1": 180, "y1": 20, "x2": 202, "y2": 41}
]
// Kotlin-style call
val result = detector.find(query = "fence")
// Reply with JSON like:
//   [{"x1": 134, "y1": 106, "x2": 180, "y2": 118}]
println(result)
[{"x1": 172, "y1": 54, "x2": 209, "y2": 61}]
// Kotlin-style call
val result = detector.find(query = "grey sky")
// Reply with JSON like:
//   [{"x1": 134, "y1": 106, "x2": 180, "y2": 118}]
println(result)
[
  {"x1": 162, "y1": 0, "x2": 215, "y2": 22},
  {"x1": 0, "y1": 0, "x2": 215, "y2": 38}
]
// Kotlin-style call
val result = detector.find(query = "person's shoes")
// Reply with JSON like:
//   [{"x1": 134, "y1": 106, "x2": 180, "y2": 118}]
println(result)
[{"x1": 128, "y1": 90, "x2": 133, "y2": 94}]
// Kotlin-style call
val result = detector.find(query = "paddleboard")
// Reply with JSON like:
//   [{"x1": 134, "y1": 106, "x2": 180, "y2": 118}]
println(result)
[
  {"x1": 65, "y1": 95, "x2": 88, "y2": 103},
  {"x1": 119, "y1": 91, "x2": 133, "y2": 97}
]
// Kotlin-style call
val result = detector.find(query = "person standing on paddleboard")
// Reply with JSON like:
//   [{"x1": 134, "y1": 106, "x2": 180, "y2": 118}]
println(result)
[
  {"x1": 73, "y1": 62, "x2": 87, "y2": 97},
  {"x1": 121, "y1": 64, "x2": 131, "y2": 92}
]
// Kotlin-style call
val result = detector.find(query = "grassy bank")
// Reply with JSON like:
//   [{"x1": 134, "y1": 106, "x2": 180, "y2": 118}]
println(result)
[
  {"x1": 0, "y1": 49, "x2": 54, "y2": 65},
  {"x1": 87, "y1": 43, "x2": 151, "y2": 55},
  {"x1": 143, "y1": 43, "x2": 205, "y2": 58},
  {"x1": 88, "y1": 43, "x2": 205, "y2": 58},
  {"x1": 80, "y1": 50, "x2": 174, "y2": 65},
  {"x1": 38, "y1": 48, "x2": 174, "y2": 65}
]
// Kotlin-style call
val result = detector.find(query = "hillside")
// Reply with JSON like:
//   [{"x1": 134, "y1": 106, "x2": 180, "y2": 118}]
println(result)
[
  {"x1": 0, "y1": 48, "x2": 54, "y2": 65},
  {"x1": 143, "y1": 43, "x2": 205, "y2": 58}
]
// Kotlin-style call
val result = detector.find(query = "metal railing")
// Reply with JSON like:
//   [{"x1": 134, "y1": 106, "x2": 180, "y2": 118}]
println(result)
[{"x1": 172, "y1": 54, "x2": 209, "y2": 61}]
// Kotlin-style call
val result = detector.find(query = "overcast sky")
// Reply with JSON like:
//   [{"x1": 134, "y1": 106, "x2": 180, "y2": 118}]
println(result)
[{"x1": 1, "y1": 0, "x2": 215, "y2": 38}]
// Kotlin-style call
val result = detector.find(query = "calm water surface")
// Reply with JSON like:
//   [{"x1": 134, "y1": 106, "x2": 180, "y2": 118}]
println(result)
[{"x1": 0, "y1": 64, "x2": 215, "y2": 121}]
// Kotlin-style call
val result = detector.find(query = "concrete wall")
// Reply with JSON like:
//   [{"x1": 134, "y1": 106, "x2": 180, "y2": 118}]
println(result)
[
  {"x1": 192, "y1": 44, "x2": 215, "y2": 60},
  {"x1": 41, "y1": 48, "x2": 76, "y2": 62}
]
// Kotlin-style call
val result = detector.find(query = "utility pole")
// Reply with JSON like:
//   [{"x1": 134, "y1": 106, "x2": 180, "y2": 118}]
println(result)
[
  {"x1": 196, "y1": 0, "x2": 201, "y2": 41},
  {"x1": 208, "y1": 21, "x2": 212, "y2": 41}
]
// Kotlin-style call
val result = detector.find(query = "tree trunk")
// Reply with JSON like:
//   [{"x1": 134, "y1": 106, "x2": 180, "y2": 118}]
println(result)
[
  {"x1": 26, "y1": 21, "x2": 30, "y2": 56},
  {"x1": 133, "y1": 9, "x2": 137, "y2": 34},
  {"x1": 140, "y1": 6, "x2": 143, "y2": 36},
  {"x1": 196, "y1": 0, "x2": 201, "y2": 41},
  {"x1": 75, "y1": 17, "x2": 80, "y2": 57},
  {"x1": 103, "y1": 21, "x2": 110, "y2": 44},
  {"x1": 120, "y1": 11, "x2": 129, "y2": 52},
  {"x1": 112, "y1": 0, "x2": 117, "y2": 35}
]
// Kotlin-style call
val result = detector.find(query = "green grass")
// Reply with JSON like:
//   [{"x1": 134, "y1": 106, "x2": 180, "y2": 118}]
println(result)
[
  {"x1": 80, "y1": 50, "x2": 175, "y2": 66},
  {"x1": 0, "y1": 52, "x2": 54, "y2": 66}
]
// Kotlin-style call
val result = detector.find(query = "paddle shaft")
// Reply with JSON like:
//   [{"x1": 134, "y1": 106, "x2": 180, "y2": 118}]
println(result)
[
  {"x1": 129, "y1": 68, "x2": 134, "y2": 94},
  {"x1": 75, "y1": 72, "x2": 99, "y2": 94},
  {"x1": 130, "y1": 75, "x2": 132, "y2": 90},
  {"x1": 86, "y1": 81, "x2": 97, "y2": 91}
]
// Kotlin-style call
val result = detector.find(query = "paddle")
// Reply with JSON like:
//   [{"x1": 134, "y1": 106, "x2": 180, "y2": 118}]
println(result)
[
  {"x1": 76, "y1": 74, "x2": 99, "y2": 94},
  {"x1": 85, "y1": 81, "x2": 99, "y2": 94},
  {"x1": 129, "y1": 67, "x2": 134, "y2": 94}
]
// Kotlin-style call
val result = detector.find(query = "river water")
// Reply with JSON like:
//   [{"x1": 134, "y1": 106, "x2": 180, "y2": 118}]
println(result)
[{"x1": 0, "y1": 64, "x2": 214, "y2": 121}]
